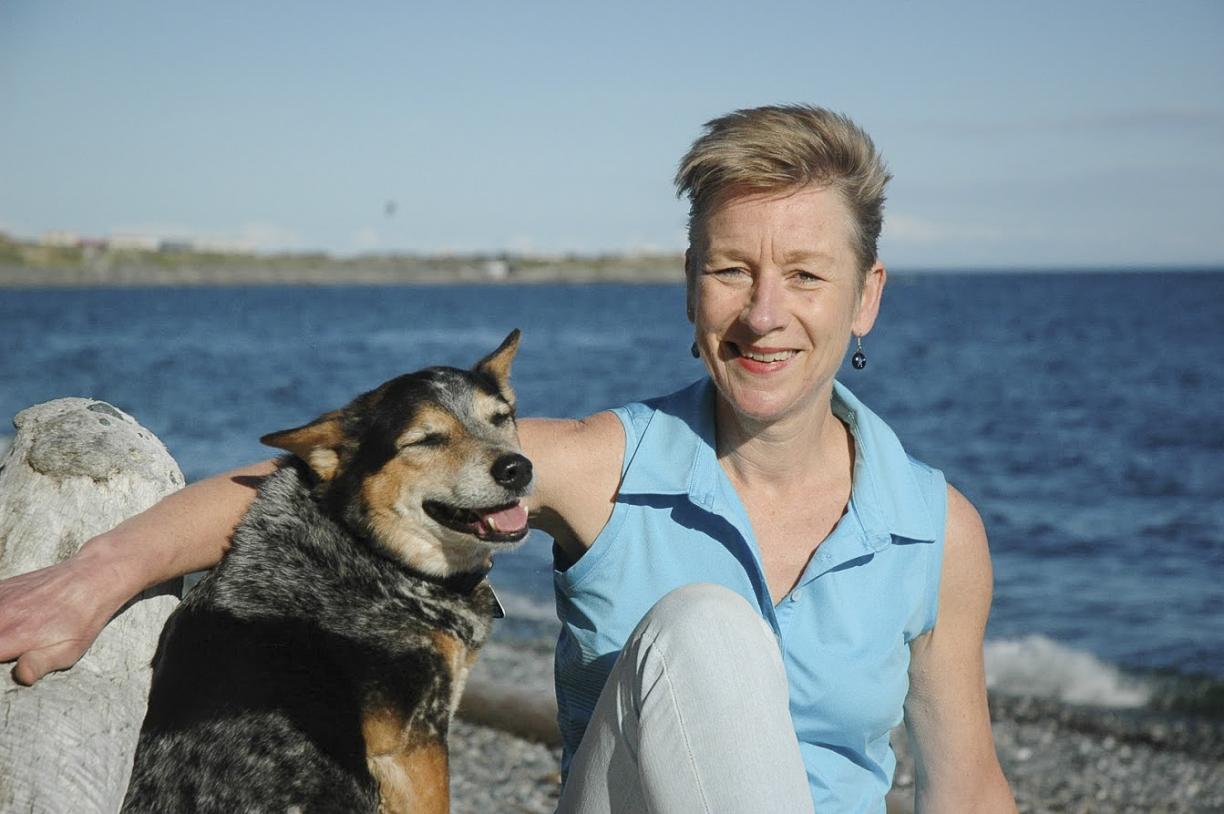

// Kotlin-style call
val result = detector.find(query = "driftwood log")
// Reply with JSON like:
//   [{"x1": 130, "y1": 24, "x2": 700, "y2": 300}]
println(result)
[
  {"x1": 0, "y1": 399, "x2": 183, "y2": 814},
  {"x1": 458, "y1": 675, "x2": 560, "y2": 746}
]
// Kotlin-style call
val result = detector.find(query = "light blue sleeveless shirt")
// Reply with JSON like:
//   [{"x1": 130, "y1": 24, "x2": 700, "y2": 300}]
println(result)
[{"x1": 553, "y1": 378, "x2": 948, "y2": 812}]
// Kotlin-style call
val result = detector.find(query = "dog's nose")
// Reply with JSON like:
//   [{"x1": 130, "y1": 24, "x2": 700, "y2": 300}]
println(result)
[{"x1": 491, "y1": 453, "x2": 533, "y2": 490}]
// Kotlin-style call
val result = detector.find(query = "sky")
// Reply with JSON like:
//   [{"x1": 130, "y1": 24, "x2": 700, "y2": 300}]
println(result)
[{"x1": 1, "y1": 1, "x2": 1222, "y2": 269}]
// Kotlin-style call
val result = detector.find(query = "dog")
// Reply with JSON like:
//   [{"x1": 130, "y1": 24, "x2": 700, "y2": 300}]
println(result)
[{"x1": 121, "y1": 330, "x2": 532, "y2": 814}]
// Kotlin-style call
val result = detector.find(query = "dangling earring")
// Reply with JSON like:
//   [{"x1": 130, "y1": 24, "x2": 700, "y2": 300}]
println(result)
[
  {"x1": 851, "y1": 335, "x2": 867, "y2": 370},
  {"x1": 690, "y1": 342, "x2": 700, "y2": 359}
]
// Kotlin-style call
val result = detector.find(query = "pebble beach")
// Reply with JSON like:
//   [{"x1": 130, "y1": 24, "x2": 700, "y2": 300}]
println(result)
[{"x1": 450, "y1": 638, "x2": 1224, "y2": 814}]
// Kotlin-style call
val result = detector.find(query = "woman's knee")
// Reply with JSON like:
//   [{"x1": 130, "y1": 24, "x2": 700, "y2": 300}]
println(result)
[{"x1": 634, "y1": 583, "x2": 778, "y2": 668}]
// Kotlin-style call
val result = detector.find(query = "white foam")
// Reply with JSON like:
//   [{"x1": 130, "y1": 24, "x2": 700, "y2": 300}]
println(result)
[
  {"x1": 984, "y1": 634, "x2": 1151, "y2": 707},
  {"x1": 0, "y1": 435, "x2": 10, "y2": 458}
]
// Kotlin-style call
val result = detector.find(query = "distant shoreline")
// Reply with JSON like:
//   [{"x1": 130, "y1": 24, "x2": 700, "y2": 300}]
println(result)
[
  {"x1": 2, "y1": 262, "x2": 1220, "y2": 288},
  {"x1": 0, "y1": 255, "x2": 687, "y2": 288},
  {"x1": 4, "y1": 231, "x2": 1221, "y2": 288}
]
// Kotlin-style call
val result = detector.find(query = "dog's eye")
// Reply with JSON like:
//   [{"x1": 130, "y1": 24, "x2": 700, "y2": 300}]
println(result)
[
  {"x1": 404, "y1": 432, "x2": 448, "y2": 448},
  {"x1": 490, "y1": 410, "x2": 514, "y2": 426}
]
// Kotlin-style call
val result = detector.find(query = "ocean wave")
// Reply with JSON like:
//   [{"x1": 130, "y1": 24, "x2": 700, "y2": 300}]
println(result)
[
  {"x1": 490, "y1": 604, "x2": 1165, "y2": 712},
  {"x1": 0, "y1": 435, "x2": 10, "y2": 458},
  {"x1": 985, "y1": 634, "x2": 1152, "y2": 707}
]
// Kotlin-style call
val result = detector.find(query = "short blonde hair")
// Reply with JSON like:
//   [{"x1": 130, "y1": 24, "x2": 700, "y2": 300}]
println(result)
[{"x1": 675, "y1": 104, "x2": 892, "y2": 276}]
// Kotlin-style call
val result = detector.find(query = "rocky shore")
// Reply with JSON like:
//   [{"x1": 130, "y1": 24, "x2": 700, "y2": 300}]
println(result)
[{"x1": 451, "y1": 637, "x2": 1224, "y2": 813}]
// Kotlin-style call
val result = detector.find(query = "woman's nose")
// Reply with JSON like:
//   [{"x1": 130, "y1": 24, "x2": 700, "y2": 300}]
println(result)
[{"x1": 740, "y1": 273, "x2": 786, "y2": 335}]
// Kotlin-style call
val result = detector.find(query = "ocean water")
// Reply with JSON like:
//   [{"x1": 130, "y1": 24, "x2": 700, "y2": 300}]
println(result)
[{"x1": 2, "y1": 272, "x2": 1222, "y2": 714}]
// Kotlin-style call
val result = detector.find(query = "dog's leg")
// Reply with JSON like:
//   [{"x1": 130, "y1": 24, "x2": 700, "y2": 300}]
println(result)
[{"x1": 366, "y1": 737, "x2": 450, "y2": 814}]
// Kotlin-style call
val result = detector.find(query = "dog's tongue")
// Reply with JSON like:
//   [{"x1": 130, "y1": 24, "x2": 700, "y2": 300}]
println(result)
[{"x1": 479, "y1": 502, "x2": 528, "y2": 535}]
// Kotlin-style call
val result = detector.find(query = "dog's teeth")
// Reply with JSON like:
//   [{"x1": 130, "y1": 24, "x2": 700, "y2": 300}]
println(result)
[{"x1": 481, "y1": 503, "x2": 527, "y2": 536}]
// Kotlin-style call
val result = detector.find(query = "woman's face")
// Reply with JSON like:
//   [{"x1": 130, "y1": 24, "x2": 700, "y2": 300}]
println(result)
[{"x1": 689, "y1": 184, "x2": 884, "y2": 426}]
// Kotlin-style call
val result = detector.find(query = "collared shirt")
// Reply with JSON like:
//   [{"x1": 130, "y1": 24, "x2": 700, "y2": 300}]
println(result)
[{"x1": 553, "y1": 378, "x2": 947, "y2": 812}]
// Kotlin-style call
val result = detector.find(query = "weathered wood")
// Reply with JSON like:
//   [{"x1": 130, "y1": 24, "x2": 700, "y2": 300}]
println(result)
[
  {"x1": 0, "y1": 399, "x2": 183, "y2": 814},
  {"x1": 458, "y1": 676, "x2": 560, "y2": 747}
]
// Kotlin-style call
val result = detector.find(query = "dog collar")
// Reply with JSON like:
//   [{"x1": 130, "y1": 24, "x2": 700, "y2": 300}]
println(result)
[
  {"x1": 424, "y1": 565, "x2": 505, "y2": 618},
  {"x1": 438, "y1": 567, "x2": 489, "y2": 595}
]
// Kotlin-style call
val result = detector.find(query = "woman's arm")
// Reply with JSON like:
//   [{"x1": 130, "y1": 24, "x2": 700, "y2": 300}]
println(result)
[
  {"x1": 904, "y1": 484, "x2": 1017, "y2": 813},
  {"x1": 1, "y1": 412, "x2": 624, "y2": 686},
  {"x1": 517, "y1": 414, "x2": 624, "y2": 562},
  {"x1": 0, "y1": 458, "x2": 277, "y2": 685}
]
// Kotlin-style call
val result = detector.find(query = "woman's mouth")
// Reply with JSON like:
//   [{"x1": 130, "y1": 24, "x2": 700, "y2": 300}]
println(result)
[{"x1": 729, "y1": 342, "x2": 798, "y2": 372}]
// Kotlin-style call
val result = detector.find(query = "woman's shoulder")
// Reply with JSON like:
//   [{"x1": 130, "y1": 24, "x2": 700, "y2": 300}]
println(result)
[
  {"x1": 517, "y1": 380, "x2": 711, "y2": 553},
  {"x1": 944, "y1": 483, "x2": 989, "y2": 566},
  {"x1": 517, "y1": 412, "x2": 625, "y2": 552},
  {"x1": 518, "y1": 412, "x2": 626, "y2": 480}
]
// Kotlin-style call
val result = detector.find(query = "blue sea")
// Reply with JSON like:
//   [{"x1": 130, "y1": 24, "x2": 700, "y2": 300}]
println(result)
[{"x1": 2, "y1": 271, "x2": 1222, "y2": 715}]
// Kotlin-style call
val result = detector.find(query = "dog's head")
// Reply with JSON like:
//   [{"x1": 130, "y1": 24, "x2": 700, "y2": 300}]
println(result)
[{"x1": 261, "y1": 330, "x2": 532, "y2": 578}]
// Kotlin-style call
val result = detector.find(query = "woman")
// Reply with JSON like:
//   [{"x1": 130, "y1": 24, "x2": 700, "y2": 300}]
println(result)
[{"x1": 0, "y1": 105, "x2": 1015, "y2": 812}]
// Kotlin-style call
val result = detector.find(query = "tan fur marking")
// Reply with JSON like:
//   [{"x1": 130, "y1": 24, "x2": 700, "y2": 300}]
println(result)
[
  {"x1": 474, "y1": 329, "x2": 520, "y2": 401},
  {"x1": 431, "y1": 630, "x2": 463, "y2": 673},
  {"x1": 474, "y1": 390, "x2": 515, "y2": 425},
  {"x1": 359, "y1": 457, "x2": 485, "y2": 574},
  {"x1": 360, "y1": 460, "x2": 492, "y2": 575},
  {"x1": 361, "y1": 459, "x2": 425, "y2": 564},
  {"x1": 363, "y1": 705, "x2": 409, "y2": 757},
  {"x1": 306, "y1": 448, "x2": 339, "y2": 480},
  {"x1": 367, "y1": 739, "x2": 450, "y2": 814},
  {"x1": 394, "y1": 406, "x2": 458, "y2": 449},
  {"x1": 399, "y1": 406, "x2": 484, "y2": 475},
  {"x1": 431, "y1": 631, "x2": 476, "y2": 718},
  {"x1": 436, "y1": 434, "x2": 489, "y2": 479},
  {"x1": 261, "y1": 409, "x2": 345, "y2": 481},
  {"x1": 362, "y1": 457, "x2": 413, "y2": 521}
]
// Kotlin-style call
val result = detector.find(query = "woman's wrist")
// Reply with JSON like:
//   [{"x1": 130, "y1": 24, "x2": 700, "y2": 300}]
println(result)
[{"x1": 75, "y1": 529, "x2": 164, "y2": 611}]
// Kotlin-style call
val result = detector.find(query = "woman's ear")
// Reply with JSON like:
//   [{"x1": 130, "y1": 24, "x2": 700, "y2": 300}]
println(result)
[
  {"x1": 684, "y1": 248, "x2": 696, "y2": 323},
  {"x1": 852, "y1": 262, "x2": 887, "y2": 337}
]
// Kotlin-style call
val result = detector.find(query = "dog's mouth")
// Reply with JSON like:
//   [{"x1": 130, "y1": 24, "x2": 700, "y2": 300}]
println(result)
[{"x1": 423, "y1": 499, "x2": 529, "y2": 543}]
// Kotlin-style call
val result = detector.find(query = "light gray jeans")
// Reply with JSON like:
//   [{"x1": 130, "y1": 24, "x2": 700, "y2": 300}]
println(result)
[{"x1": 556, "y1": 583, "x2": 816, "y2": 814}]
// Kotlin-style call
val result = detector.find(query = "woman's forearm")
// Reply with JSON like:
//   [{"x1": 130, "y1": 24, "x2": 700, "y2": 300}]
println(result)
[
  {"x1": 82, "y1": 457, "x2": 279, "y2": 593},
  {"x1": 0, "y1": 457, "x2": 279, "y2": 684}
]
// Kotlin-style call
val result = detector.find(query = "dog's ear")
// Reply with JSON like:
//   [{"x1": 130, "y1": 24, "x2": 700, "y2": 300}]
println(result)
[
  {"x1": 261, "y1": 410, "x2": 345, "y2": 481},
  {"x1": 473, "y1": 329, "x2": 521, "y2": 398}
]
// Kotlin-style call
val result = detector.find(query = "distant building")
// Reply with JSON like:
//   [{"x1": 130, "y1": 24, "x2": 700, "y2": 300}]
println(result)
[
  {"x1": 482, "y1": 259, "x2": 510, "y2": 279},
  {"x1": 109, "y1": 234, "x2": 160, "y2": 251},
  {"x1": 191, "y1": 238, "x2": 251, "y2": 254},
  {"x1": 40, "y1": 231, "x2": 81, "y2": 248}
]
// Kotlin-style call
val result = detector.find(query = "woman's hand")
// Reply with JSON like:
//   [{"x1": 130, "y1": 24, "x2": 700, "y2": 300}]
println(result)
[{"x1": 0, "y1": 547, "x2": 127, "y2": 685}]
